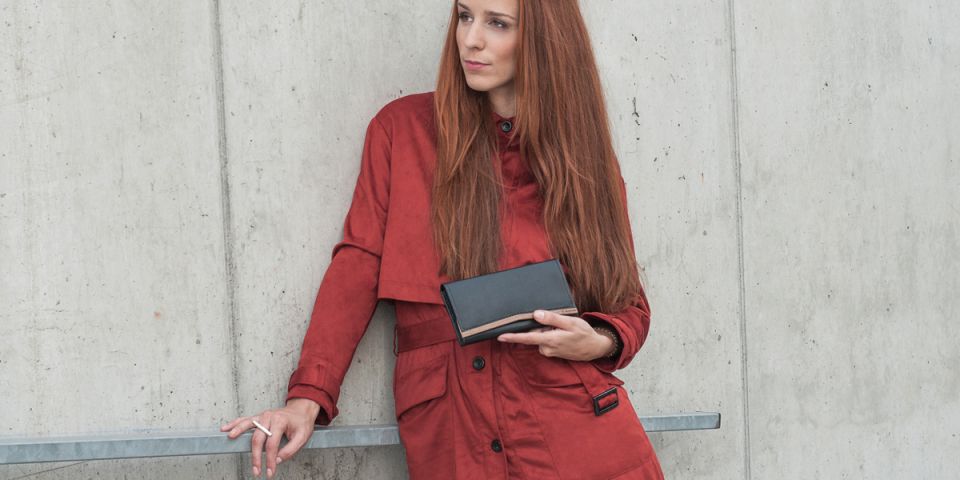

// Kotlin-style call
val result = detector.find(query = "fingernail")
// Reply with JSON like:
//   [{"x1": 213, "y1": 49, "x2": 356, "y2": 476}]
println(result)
[
  {"x1": 277, "y1": 457, "x2": 283, "y2": 464},
  {"x1": 535, "y1": 310, "x2": 544, "y2": 319},
  {"x1": 252, "y1": 466, "x2": 259, "y2": 476},
  {"x1": 267, "y1": 468, "x2": 274, "y2": 478}
]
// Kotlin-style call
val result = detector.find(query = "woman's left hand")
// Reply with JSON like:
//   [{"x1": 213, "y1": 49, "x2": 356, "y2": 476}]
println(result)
[{"x1": 497, "y1": 310, "x2": 614, "y2": 361}]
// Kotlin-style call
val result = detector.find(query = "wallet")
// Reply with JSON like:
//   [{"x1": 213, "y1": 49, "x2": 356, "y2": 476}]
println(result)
[{"x1": 440, "y1": 258, "x2": 580, "y2": 346}]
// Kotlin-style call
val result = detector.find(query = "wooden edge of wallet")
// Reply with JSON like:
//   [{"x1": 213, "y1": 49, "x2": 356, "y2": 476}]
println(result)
[{"x1": 461, "y1": 307, "x2": 580, "y2": 337}]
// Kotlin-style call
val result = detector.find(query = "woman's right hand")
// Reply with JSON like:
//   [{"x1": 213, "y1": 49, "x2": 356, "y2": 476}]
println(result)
[{"x1": 220, "y1": 398, "x2": 321, "y2": 478}]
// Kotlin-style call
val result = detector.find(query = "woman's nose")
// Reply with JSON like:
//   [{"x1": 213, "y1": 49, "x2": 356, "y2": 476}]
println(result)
[{"x1": 463, "y1": 23, "x2": 484, "y2": 49}]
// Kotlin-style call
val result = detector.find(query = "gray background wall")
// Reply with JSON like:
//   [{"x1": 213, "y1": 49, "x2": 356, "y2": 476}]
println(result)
[{"x1": 1, "y1": 0, "x2": 956, "y2": 478}]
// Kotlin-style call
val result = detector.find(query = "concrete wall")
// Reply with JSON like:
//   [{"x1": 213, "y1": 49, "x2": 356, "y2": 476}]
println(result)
[
  {"x1": 1, "y1": 1, "x2": 956, "y2": 478},
  {"x1": 736, "y1": 1, "x2": 960, "y2": 477}
]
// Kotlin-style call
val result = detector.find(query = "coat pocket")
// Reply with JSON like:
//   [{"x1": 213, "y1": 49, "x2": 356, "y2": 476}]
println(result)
[
  {"x1": 507, "y1": 344, "x2": 583, "y2": 387},
  {"x1": 507, "y1": 344, "x2": 625, "y2": 387},
  {"x1": 393, "y1": 352, "x2": 449, "y2": 419},
  {"x1": 590, "y1": 361, "x2": 626, "y2": 386}
]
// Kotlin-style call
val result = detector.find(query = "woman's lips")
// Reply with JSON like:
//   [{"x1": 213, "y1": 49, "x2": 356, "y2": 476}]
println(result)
[{"x1": 464, "y1": 61, "x2": 489, "y2": 71}]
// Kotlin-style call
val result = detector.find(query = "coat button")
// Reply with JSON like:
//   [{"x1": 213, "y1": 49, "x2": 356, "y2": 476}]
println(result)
[
  {"x1": 472, "y1": 356, "x2": 485, "y2": 370},
  {"x1": 500, "y1": 120, "x2": 512, "y2": 133},
  {"x1": 491, "y1": 439, "x2": 503, "y2": 452}
]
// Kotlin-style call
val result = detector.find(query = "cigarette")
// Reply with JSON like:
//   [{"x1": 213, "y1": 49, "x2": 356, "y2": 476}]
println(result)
[{"x1": 251, "y1": 419, "x2": 273, "y2": 437}]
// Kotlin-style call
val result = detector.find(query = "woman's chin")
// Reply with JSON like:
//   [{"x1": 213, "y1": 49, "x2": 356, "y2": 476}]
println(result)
[
  {"x1": 465, "y1": 85, "x2": 489, "y2": 93},
  {"x1": 464, "y1": 78, "x2": 494, "y2": 93}
]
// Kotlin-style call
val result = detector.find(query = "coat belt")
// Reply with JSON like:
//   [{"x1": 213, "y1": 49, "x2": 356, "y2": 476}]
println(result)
[{"x1": 394, "y1": 320, "x2": 458, "y2": 355}]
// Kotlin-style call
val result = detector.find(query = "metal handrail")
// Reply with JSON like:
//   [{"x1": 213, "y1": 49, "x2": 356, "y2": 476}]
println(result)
[{"x1": 0, "y1": 412, "x2": 720, "y2": 465}]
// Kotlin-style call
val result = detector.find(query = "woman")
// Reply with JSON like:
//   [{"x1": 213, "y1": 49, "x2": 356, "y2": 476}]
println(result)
[{"x1": 222, "y1": 0, "x2": 663, "y2": 478}]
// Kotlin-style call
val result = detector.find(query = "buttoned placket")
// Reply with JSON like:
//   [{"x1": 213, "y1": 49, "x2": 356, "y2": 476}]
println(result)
[
  {"x1": 495, "y1": 113, "x2": 522, "y2": 263},
  {"x1": 489, "y1": 335, "x2": 510, "y2": 477},
  {"x1": 465, "y1": 112, "x2": 519, "y2": 479},
  {"x1": 456, "y1": 332, "x2": 509, "y2": 478}
]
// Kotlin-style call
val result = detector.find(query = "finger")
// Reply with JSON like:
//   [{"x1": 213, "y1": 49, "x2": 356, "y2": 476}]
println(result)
[
  {"x1": 221, "y1": 416, "x2": 247, "y2": 431},
  {"x1": 250, "y1": 427, "x2": 267, "y2": 477},
  {"x1": 220, "y1": 417, "x2": 253, "y2": 431},
  {"x1": 227, "y1": 418, "x2": 255, "y2": 439},
  {"x1": 533, "y1": 310, "x2": 576, "y2": 329},
  {"x1": 498, "y1": 330, "x2": 549, "y2": 345},
  {"x1": 250, "y1": 413, "x2": 273, "y2": 477},
  {"x1": 277, "y1": 427, "x2": 310, "y2": 462},
  {"x1": 264, "y1": 417, "x2": 287, "y2": 477}
]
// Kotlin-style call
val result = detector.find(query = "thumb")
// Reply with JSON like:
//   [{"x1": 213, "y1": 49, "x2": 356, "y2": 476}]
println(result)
[
  {"x1": 533, "y1": 310, "x2": 561, "y2": 326},
  {"x1": 533, "y1": 310, "x2": 579, "y2": 331},
  {"x1": 277, "y1": 428, "x2": 310, "y2": 462}
]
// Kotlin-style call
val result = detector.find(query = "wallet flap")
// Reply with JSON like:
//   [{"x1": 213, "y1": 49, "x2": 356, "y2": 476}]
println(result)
[{"x1": 440, "y1": 259, "x2": 579, "y2": 345}]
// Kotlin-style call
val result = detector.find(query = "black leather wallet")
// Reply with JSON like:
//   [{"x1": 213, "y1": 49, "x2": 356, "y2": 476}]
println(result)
[{"x1": 440, "y1": 258, "x2": 580, "y2": 346}]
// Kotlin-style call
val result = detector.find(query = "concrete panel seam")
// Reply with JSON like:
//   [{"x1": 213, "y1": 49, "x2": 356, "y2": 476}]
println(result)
[
  {"x1": 726, "y1": 0, "x2": 752, "y2": 478},
  {"x1": 210, "y1": 1, "x2": 245, "y2": 479}
]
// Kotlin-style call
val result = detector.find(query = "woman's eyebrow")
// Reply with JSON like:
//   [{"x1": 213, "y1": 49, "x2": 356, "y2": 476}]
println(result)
[{"x1": 457, "y1": 2, "x2": 517, "y2": 21}]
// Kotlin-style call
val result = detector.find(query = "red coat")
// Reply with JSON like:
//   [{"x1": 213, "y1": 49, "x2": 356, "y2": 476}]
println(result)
[{"x1": 287, "y1": 92, "x2": 663, "y2": 479}]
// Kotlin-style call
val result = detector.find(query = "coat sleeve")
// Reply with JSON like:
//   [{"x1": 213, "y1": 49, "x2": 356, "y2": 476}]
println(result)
[
  {"x1": 579, "y1": 176, "x2": 652, "y2": 374},
  {"x1": 285, "y1": 116, "x2": 391, "y2": 425}
]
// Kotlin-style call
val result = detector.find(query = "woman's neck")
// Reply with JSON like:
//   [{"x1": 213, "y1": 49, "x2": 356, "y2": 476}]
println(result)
[{"x1": 487, "y1": 84, "x2": 516, "y2": 118}]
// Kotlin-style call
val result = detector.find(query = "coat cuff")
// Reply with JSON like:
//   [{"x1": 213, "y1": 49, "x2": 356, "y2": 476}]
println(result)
[
  {"x1": 579, "y1": 291, "x2": 652, "y2": 374},
  {"x1": 581, "y1": 313, "x2": 632, "y2": 373},
  {"x1": 286, "y1": 363, "x2": 341, "y2": 426}
]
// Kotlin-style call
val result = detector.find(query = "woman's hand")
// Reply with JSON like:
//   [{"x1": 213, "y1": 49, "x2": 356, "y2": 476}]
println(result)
[
  {"x1": 220, "y1": 398, "x2": 321, "y2": 478},
  {"x1": 497, "y1": 310, "x2": 614, "y2": 361}
]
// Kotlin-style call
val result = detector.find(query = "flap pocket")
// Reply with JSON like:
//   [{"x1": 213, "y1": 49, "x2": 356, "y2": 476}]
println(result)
[
  {"x1": 393, "y1": 353, "x2": 449, "y2": 419},
  {"x1": 508, "y1": 345, "x2": 626, "y2": 387},
  {"x1": 508, "y1": 345, "x2": 583, "y2": 387},
  {"x1": 591, "y1": 362, "x2": 625, "y2": 386}
]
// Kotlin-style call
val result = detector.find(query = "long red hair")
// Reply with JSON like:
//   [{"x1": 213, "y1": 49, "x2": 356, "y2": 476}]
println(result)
[{"x1": 432, "y1": 0, "x2": 643, "y2": 313}]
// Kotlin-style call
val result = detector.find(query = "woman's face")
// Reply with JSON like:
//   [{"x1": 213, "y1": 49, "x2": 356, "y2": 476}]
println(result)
[{"x1": 455, "y1": 0, "x2": 520, "y2": 101}]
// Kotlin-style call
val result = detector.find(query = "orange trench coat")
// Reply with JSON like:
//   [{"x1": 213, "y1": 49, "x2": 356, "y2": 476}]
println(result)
[{"x1": 286, "y1": 92, "x2": 664, "y2": 479}]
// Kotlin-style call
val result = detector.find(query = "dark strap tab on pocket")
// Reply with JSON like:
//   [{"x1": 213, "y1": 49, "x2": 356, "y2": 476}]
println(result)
[{"x1": 568, "y1": 361, "x2": 619, "y2": 416}]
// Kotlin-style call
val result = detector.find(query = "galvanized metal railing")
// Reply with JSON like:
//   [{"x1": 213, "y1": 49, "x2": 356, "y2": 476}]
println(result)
[{"x1": 0, "y1": 412, "x2": 720, "y2": 465}]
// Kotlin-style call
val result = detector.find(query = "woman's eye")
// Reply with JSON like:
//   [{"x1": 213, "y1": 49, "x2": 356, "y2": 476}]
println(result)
[
  {"x1": 491, "y1": 19, "x2": 507, "y2": 29},
  {"x1": 457, "y1": 12, "x2": 471, "y2": 22}
]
